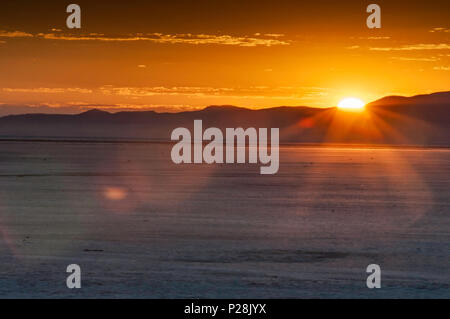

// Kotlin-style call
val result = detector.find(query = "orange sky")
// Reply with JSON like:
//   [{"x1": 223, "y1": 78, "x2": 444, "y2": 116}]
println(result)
[{"x1": 0, "y1": 0, "x2": 449, "y2": 114}]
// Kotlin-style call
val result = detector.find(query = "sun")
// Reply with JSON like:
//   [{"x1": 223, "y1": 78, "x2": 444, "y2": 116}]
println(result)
[{"x1": 337, "y1": 97, "x2": 365, "y2": 111}]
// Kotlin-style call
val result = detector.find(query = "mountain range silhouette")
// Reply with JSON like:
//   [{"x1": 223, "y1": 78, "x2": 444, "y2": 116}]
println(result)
[{"x1": 0, "y1": 92, "x2": 449, "y2": 146}]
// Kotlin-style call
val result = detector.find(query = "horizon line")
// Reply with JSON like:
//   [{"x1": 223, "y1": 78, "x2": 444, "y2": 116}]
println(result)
[{"x1": 0, "y1": 90, "x2": 449, "y2": 118}]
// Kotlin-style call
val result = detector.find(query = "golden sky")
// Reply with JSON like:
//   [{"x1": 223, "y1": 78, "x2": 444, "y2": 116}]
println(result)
[{"x1": 0, "y1": 0, "x2": 449, "y2": 114}]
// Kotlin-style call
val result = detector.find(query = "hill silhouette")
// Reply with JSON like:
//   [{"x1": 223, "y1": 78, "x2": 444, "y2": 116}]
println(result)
[{"x1": 0, "y1": 92, "x2": 448, "y2": 146}]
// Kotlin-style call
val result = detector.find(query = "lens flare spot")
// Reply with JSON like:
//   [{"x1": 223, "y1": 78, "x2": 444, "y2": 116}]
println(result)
[{"x1": 104, "y1": 187, "x2": 127, "y2": 201}]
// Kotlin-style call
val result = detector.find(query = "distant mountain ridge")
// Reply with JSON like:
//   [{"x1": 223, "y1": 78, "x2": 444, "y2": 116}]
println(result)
[
  {"x1": 368, "y1": 91, "x2": 450, "y2": 106},
  {"x1": 0, "y1": 92, "x2": 449, "y2": 146}
]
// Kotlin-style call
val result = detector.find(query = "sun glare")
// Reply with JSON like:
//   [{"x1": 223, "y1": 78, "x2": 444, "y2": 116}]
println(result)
[{"x1": 337, "y1": 97, "x2": 365, "y2": 111}]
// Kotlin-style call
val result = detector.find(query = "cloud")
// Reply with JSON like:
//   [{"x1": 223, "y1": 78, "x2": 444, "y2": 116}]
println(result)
[
  {"x1": 3, "y1": 87, "x2": 93, "y2": 94},
  {"x1": 366, "y1": 36, "x2": 391, "y2": 40},
  {"x1": 41, "y1": 32, "x2": 290, "y2": 47},
  {"x1": 0, "y1": 30, "x2": 33, "y2": 38},
  {"x1": 98, "y1": 86, "x2": 236, "y2": 97},
  {"x1": 0, "y1": 103, "x2": 205, "y2": 115},
  {"x1": 264, "y1": 34, "x2": 285, "y2": 38},
  {"x1": 137, "y1": 65, "x2": 147, "y2": 68},
  {"x1": 433, "y1": 66, "x2": 450, "y2": 71},
  {"x1": 349, "y1": 36, "x2": 391, "y2": 40},
  {"x1": 2, "y1": 85, "x2": 331, "y2": 102},
  {"x1": 390, "y1": 56, "x2": 440, "y2": 62},
  {"x1": 346, "y1": 45, "x2": 360, "y2": 50},
  {"x1": 429, "y1": 27, "x2": 450, "y2": 33},
  {"x1": 370, "y1": 43, "x2": 450, "y2": 51},
  {"x1": 0, "y1": 85, "x2": 336, "y2": 113},
  {"x1": 95, "y1": 85, "x2": 331, "y2": 101},
  {"x1": 0, "y1": 30, "x2": 290, "y2": 47}
]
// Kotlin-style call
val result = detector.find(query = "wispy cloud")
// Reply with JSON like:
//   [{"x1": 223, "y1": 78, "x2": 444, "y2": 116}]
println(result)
[
  {"x1": 0, "y1": 30, "x2": 33, "y2": 38},
  {"x1": 350, "y1": 36, "x2": 391, "y2": 40},
  {"x1": 429, "y1": 27, "x2": 450, "y2": 33},
  {"x1": 0, "y1": 102, "x2": 204, "y2": 115},
  {"x1": 390, "y1": 56, "x2": 440, "y2": 62},
  {"x1": 97, "y1": 85, "x2": 329, "y2": 100},
  {"x1": 3, "y1": 87, "x2": 92, "y2": 94},
  {"x1": 264, "y1": 34, "x2": 285, "y2": 38},
  {"x1": 0, "y1": 30, "x2": 290, "y2": 47},
  {"x1": 98, "y1": 86, "x2": 235, "y2": 97},
  {"x1": 370, "y1": 43, "x2": 450, "y2": 51},
  {"x1": 1, "y1": 85, "x2": 332, "y2": 109},
  {"x1": 366, "y1": 36, "x2": 391, "y2": 40},
  {"x1": 433, "y1": 66, "x2": 450, "y2": 71},
  {"x1": 41, "y1": 33, "x2": 290, "y2": 47}
]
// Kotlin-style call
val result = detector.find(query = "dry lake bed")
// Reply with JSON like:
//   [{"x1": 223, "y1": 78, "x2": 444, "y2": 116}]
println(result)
[{"x1": 0, "y1": 141, "x2": 448, "y2": 298}]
